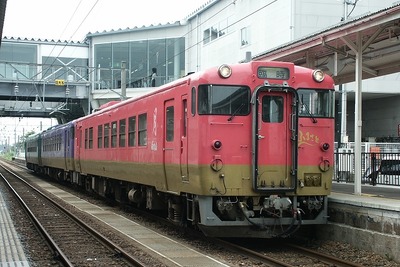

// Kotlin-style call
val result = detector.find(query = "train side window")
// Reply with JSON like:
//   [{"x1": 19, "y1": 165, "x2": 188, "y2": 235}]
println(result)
[
  {"x1": 128, "y1": 116, "x2": 136, "y2": 147},
  {"x1": 98, "y1": 125, "x2": 103, "y2": 148},
  {"x1": 104, "y1": 123, "x2": 110, "y2": 148},
  {"x1": 262, "y1": 95, "x2": 283, "y2": 123},
  {"x1": 89, "y1": 127, "x2": 93, "y2": 149},
  {"x1": 119, "y1": 119, "x2": 126, "y2": 147},
  {"x1": 166, "y1": 106, "x2": 174, "y2": 142},
  {"x1": 85, "y1": 128, "x2": 88, "y2": 149},
  {"x1": 138, "y1": 113, "x2": 147, "y2": 146},
  {"x1": 191, "y1": 87, "x2": 196, "y2": 116},
  {"x1": 111, "y1": 121, "x2": 117, "y2": 148}
]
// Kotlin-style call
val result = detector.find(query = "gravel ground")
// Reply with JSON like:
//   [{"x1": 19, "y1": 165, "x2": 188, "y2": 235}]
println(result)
[{"x1": 2, "y1": 175, "x2": 400, "y2": 267}]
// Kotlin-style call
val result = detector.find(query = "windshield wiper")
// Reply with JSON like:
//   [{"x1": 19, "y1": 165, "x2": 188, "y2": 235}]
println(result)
[
  {"x1": 228, "y1": 103, "x2": 245, "y2": 121},
  {"x1": 301, "y1": 95, "x2": 317, "y2": 123}
]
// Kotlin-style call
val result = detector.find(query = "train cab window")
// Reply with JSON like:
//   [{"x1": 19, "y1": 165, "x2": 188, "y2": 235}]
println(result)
[
  {"x1": 262, "y1": 96, "x2": 284, "y2": 123},
  {"x1": 104, "y1": 123, "x2": 110, "y2": 148},
  {"x1": 166, "y1": 106, "x2": 174, "y2": 142},
  {"x1": 198, "y1": 85, "x2": 250, "y2": 116},
  {"x1": 298, "y1": 89, "x2": 334, "y2": 118},
  {"x1": 89, "y1": 127, "x2": 93, "y2": 149},
  {"x1": 111, "y1": 121, "x2": 117, "y2": 148},
  {"x1": 98, "y1": 125, "x2": 103, "y2": 148},
  {"x1": 128, "y1": 116, "x2": 136, "y2": 147},
  {"x1": 119, "y1": 119, "x2": 126, "y2": 147},
  {"x1": 138, "y1": 113, "x2": 147, "y2": 146}
]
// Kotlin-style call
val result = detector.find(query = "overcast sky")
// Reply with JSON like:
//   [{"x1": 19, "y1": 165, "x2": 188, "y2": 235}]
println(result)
[{"x1": 3, "y1": 0, "x2": 209, "y2": 41}]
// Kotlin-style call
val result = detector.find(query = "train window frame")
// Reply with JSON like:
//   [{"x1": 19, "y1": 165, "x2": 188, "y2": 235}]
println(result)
[
  {"x1": 104, "y1": 123, "x2": 110, "y2": 148},
  {"x1": 166, "y1": 106, "x2": 174, "y2": 142},
  {"x1": 119, "y1": 119, "x2": 126, "y2": 147},
  {"x1": 262, "y1": 95, "x2": 284, "y2": 123},
  {"x1": 128, "y1": 116, "x2": 136, "y2": 147},
  {"x1": 197, "y1": 85, "x2": 251, "y2": 116},
  {"x1": 191, "y1": 87, "x2": 196, "y2": 116},
  {"x1": 85, "y1": 128, "x2": 88, "y2": 149},
  {"x1": 138, "y1": 113, "x2": 147, "y2": 146},
  {"x1": 97, "y1": 125, "x2": 103, "y2": 148},
  {"x1": 111, "y1": 121, "x2": 117, "y2": 148},
  {"x1": 298, "y1": 88, "x2": 335, "y2": 118},
  {"x1": 89, "y1": 127, "x2": 93, "y2": 149}
]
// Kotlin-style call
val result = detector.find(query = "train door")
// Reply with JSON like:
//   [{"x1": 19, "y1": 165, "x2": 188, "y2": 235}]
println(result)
[
  {"x1": 180, "y1": 95, "x2": 189, "y2": 182},
  {"x1": 75, "y1": 125, "x2": 82, "y2": 173},
  {"x1": 253, "y1": 88, "x2": 298, "y2": 192},
  {"x1": 163, "y1": 99, "x2": 175, "y2": 190}
]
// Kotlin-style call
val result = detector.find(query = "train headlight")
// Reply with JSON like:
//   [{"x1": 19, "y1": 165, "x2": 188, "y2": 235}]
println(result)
[
  {"x1": 218, "y1": 64, "x2": 232, "y2": 78},
  {"x1": 212, "y1": 140, "x2": 222, "y2": 150},
  {"x1": 312, "y1": 69, "x2": 325, "y2": 82}
]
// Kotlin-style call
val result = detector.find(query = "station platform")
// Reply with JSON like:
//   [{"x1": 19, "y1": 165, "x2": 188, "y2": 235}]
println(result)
[{"x1": 0, "y1": 189, "x2": 30, "y2": 267}]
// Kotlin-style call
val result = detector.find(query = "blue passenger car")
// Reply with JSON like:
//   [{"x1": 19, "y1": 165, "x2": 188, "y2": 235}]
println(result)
[
  {"x1": 41, "y1": 121, "x2": 75, "y2": 179},
  {"x1": 25, "y1": 133, "x2": 42, "y2": 172}
]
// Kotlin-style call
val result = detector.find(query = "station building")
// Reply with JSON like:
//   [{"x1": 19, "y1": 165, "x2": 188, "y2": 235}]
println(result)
[{"x1": 0, "y1": 0, "x2": 399, "y2": 141}]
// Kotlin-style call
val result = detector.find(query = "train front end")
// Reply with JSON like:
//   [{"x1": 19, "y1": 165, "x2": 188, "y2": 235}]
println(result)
[{"x1": 193, "y1": 62, "x2": 335, "y2": 238}]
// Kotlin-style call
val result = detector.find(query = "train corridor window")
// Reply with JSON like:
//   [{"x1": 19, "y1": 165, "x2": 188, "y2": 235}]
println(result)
[
  {"x1": 128, "y1": 116, "x2": 136, "y2": 147},
  {"x1": 166, "y1": 106, "x2": 174, "y2": 142},
  {"x1": 119, "y1": 119, "x2": 126, "y2": 147},
  {"x1": 262, "y1": 96, "x2": 283, "y2": 123},
  {"x1": 111, "y1": 121, "x2": 117, "y2": 148},
  {"x1": 89, "y1": 127, "x2": 93, "y2": 149},
  {"x1": 138, "y1": 113, "x2": 147, "y2": 146},
  {"x1": 85, "y1": 128, "x2": 88, "y2": 149},
  {"x1": 104, "y1": 123, "x2": 110, "y2": 148},
  {"x1": 198, "y1": 85, "x2": 250, "y2": 115},
  {"x1": 98, "y1": 125, "x2": 103, "y2": 148}
]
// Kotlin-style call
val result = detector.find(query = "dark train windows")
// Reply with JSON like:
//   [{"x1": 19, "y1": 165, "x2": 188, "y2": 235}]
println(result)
[
  {"x1": 104, "y1": 123, "x2": 110, "y2": 148},
  {"x1": 119, "y1": 119, "x2": 126, "y2": 147},
  {"x1": 85, "y1": 128, "x2": 88, "y2": 149},
  {"x1": 138, "y1": 113, "x2": 147, "y2": 146},
  {"x1": 191, "y1": 87, "x2": 196, "y2": 116},
  {"x1": 111, "y1": 121, "x2": 117, "y2": 148},
  {"x1": 166, "y1": 106, "x2": 174, "y2": 142},
  {"x1": 198, "y1": 85, "x2": 250, "y2": 116},
  {"x1": 98, "y1": 125, "x2": 103, "y2": 148},
  {"x1": 89, "y1": 127, "x2": 93, "y2": 149},
  {"x1": 262, "y1": 95, "x2": 284, "y2": 123},
  {"x1": 128, "y1": 116, "x2": 136, "y2": 147}
]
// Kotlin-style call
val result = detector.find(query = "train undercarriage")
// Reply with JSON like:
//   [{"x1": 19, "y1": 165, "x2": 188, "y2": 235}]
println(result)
[{"x1": 36, "y1": 169, "x2": 329, "y2": 238}]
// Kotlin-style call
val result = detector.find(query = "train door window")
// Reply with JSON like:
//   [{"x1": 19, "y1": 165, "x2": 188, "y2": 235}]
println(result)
[
  {"x1": 111, "y1": 121, "x2": 117, "y2": 148},
  {"x1": 98, "y1": 125, "x2": 103, "y2": 148},
  {"x1": 119, "y1": 119, "x2": 126, "y2": 147},
  {"x1": 262, "y1": 95, "x2": 283, "y2": 123},
  {"x1": 191, "y1": 87, "x2": 196, "y2": 116},
  {"x1": 166, "y1": 106, "x2": 174, "y2": 142},
  {"x1": 104, "y1": 123, "x2": 110, "y2": 148},
  {"x1": 89, "y1": 127, "x2": 93, "y2": 149},
  {"x1": 182, "y1": 100, "x2": 187, "y2": 137},
  {"x1": 128, "y1": 116, "x2": 136, "y2": 147},
  {"x1": 138, "y1": 113, "x2": 147, "y2": 146},
  {"x1": 85, "y1": 128, "x2": 88, "y2": 149}
]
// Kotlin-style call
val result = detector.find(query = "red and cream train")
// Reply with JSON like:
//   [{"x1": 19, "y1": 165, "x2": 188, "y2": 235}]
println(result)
[{"x1": 25, "y1": 60, "x2": 335, "y2": 238}]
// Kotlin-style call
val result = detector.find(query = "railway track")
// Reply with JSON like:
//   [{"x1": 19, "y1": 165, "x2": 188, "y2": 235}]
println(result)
[{"x1": 0, "y1": 162, "x2": 146, "y2": 267}]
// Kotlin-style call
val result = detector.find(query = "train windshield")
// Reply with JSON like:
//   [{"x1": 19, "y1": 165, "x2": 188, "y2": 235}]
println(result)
[
  {"x1": 298, "y1": 89, "x2": 334, "y2": 118},
  {"x1": 198, "y1": 85, "x2": 250, "y2": 115}
]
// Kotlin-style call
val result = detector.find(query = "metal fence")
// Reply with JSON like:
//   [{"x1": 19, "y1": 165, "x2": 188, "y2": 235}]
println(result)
[{"x1": 334, "y1": 151, "x2": 400, "y2": 186}]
